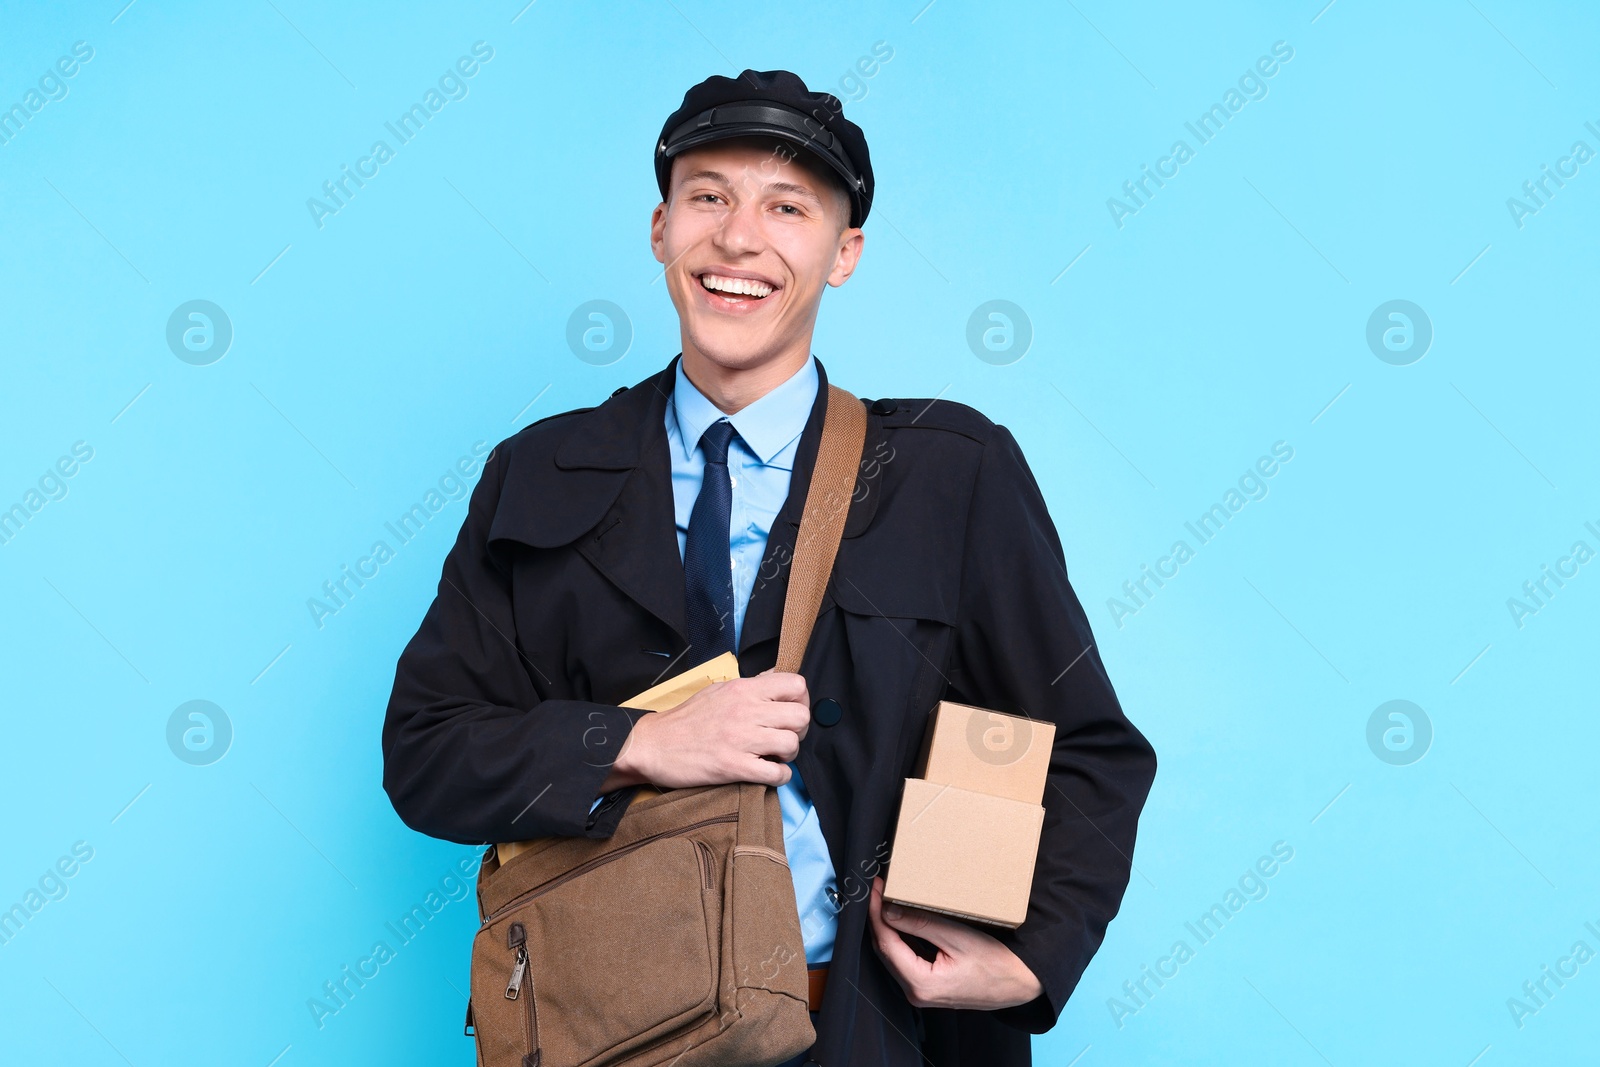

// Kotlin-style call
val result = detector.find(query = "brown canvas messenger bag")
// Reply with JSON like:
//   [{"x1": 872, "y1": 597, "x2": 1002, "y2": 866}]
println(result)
[{"x1": 466, "y1": 384, "x2": 867, "y2": 1067}]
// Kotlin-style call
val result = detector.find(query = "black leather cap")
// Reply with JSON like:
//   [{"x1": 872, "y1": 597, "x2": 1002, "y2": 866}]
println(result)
[{"x1": 655, "y1": 69, "x2": 874, "y2": 228}]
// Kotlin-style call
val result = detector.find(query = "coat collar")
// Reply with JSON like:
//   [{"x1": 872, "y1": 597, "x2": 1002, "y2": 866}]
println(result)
[{"x1": 491, "y1": 353, "x2": 882, "y2": 655}]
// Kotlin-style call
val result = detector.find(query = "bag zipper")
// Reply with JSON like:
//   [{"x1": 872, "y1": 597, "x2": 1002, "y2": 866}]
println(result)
[
  {"x1": 695, "y1": 839, "x2": 714, "y2": 890},
  {"x1": 481, "y1": 813, "x2": 738, "y2": 927},
  {"x1": 505, "y1": 922, "x2": 529, "y2": 1000},
  {"x1": 505, "y1": 921, "x2": 540, "y2": 1063}
]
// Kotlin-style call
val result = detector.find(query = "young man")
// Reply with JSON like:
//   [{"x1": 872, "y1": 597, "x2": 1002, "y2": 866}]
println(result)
[{"x1": 382, "y1": 70, "x2": 1156, "y2": 1067}]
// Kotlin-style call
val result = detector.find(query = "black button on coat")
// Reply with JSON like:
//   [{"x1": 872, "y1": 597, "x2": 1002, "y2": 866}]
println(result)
[{"x1": 382, "y1": 355, "x2": 1157, "y2": 1067}]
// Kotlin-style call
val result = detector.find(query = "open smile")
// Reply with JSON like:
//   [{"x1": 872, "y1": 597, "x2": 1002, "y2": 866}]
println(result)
[{"x1": 693, "y1": 269, "x2": 780, "y2": 312}]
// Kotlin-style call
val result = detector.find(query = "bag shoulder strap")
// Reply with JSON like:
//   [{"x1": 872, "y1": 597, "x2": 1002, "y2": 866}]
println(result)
[{"x1": 774, "y1": 384, "x2": 867, "y2": 674}]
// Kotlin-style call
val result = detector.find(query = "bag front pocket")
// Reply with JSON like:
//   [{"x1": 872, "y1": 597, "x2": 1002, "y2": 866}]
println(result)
[
  {"x1": 727, "y1": 843, "x2": 805, "y2": 999},
  {"x1": 479, "y1": 832, "x2": 722, "y2": 1067}
]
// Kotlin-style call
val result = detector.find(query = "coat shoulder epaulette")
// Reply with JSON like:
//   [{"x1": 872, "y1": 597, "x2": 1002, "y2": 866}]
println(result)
[
  {"x1": 511, "y1": 381, "x2": 634, "y2": 443},
  {"x1": 504, "y1": 404, "x2": 596, "y2": 445},
  {"x1": 868, "y1": 397, "x2": 996, "y2": 444},
  {"x1": 530, "y1": 404, "x2": 597, "y2": 430}
]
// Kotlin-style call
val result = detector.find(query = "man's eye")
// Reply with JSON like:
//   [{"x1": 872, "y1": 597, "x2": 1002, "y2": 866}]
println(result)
[{"x1": 776, "y1": 204, "x2": 800, "y2": 215}]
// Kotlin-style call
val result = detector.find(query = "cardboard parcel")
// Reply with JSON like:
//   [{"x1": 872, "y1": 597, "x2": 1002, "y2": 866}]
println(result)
[{"x1": 882, "y1": 701, "x2": 1055, "y2": 928}]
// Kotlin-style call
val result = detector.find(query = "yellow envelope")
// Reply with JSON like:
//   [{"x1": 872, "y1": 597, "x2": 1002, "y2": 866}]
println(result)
[{"x1": 496, "y1": 652, "x2": 740, "y2": 865}]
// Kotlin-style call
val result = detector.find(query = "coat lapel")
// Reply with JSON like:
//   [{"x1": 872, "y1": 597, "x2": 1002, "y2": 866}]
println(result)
[
  {"x1": 494, "y1": 353, "x2": 880, "y2": 662},
  {"x1": 573, "y1": 362, "x2": 685, "y2": 644},
  {"x1": 490, "y1": 359, "x2": 688, "y2": 644}
]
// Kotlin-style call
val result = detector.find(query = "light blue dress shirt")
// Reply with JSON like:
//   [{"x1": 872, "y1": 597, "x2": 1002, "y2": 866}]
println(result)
[{"x1": 589, "y1": 354, "x2": 839, "y2": 966}]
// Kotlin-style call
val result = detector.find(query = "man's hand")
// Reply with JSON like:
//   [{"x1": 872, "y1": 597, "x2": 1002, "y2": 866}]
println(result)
[
  {"x1": 867, "y1": 876, "x2": 1044, "y2": 1011},
  {"x1": 599, "y1": 671, "x2": 810, "y2": 791}
]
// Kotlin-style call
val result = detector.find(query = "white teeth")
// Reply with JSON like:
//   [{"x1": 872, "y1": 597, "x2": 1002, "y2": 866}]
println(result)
[{"x1": 700, "y1": 273, "x2": 773, "y2": 298}]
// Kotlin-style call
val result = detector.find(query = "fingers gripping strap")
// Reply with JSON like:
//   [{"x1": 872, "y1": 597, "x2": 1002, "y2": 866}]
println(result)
[{"x1": 774, "y1": 385, "x2": 867, "y2": 674}]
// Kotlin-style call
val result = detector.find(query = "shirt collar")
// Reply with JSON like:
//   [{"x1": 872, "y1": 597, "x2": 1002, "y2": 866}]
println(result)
[{"x1": 670, "y1": 354, "x2": 819, "y2": 468}]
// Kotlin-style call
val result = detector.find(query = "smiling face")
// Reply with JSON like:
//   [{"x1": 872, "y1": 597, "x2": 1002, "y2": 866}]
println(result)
[{"x1": 650, "y1": 136, "x2": 864, "y2": 409}]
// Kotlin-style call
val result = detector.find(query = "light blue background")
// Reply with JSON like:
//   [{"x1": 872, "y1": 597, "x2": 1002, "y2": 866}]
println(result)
[{"x1": 2, "y1": 1, "x2": 1596, "y2": 1064}]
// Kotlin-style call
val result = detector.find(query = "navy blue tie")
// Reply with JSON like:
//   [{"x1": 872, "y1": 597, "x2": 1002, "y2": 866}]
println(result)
[{"x1": 685, "y1": 418, "x2": 739, "y2": 664}]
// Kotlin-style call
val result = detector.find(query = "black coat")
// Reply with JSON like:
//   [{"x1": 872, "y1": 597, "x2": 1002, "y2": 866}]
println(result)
[{"x1": 382, "y1": 355, "x2": 1157, "y2": 1067}]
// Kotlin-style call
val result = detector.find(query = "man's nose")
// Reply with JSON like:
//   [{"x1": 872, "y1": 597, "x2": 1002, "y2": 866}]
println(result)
[{"x1": 712, "y1": 198, "x2": 763, "y2": 255}]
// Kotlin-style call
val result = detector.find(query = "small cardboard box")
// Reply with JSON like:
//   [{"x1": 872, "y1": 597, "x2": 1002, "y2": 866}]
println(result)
[
  {"x1": 910, "y1": 701, "x2": 1055, "y2": 806},
  {"x1": 882, "y1": 778, "x2": 1044, "y2": 928}
]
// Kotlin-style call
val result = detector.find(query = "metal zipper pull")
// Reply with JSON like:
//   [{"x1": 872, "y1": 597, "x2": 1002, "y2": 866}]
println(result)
[
  {"x1": 505, "y1": 921, "x2": 529, "y2": 1000},
  {"x1": 505, "y1": 945, "x2": 528, "y2": 1000}
]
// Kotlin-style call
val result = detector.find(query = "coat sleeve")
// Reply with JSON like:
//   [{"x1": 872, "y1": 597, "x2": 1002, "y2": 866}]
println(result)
[
  {"x1": 946, "y1": 423, "x2": 1157, "y2": 1034},
  {"x1": 381, "y1": 438, "x2": 641, "y2": 845}
]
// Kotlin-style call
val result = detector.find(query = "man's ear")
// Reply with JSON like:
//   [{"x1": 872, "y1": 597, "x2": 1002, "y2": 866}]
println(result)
[
  {"x1": 827, "y1": 228, "x2": 865, "y2": 287},
  {"x1": 650, "y1": 202, "x2": 667, "y2": 264}
]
